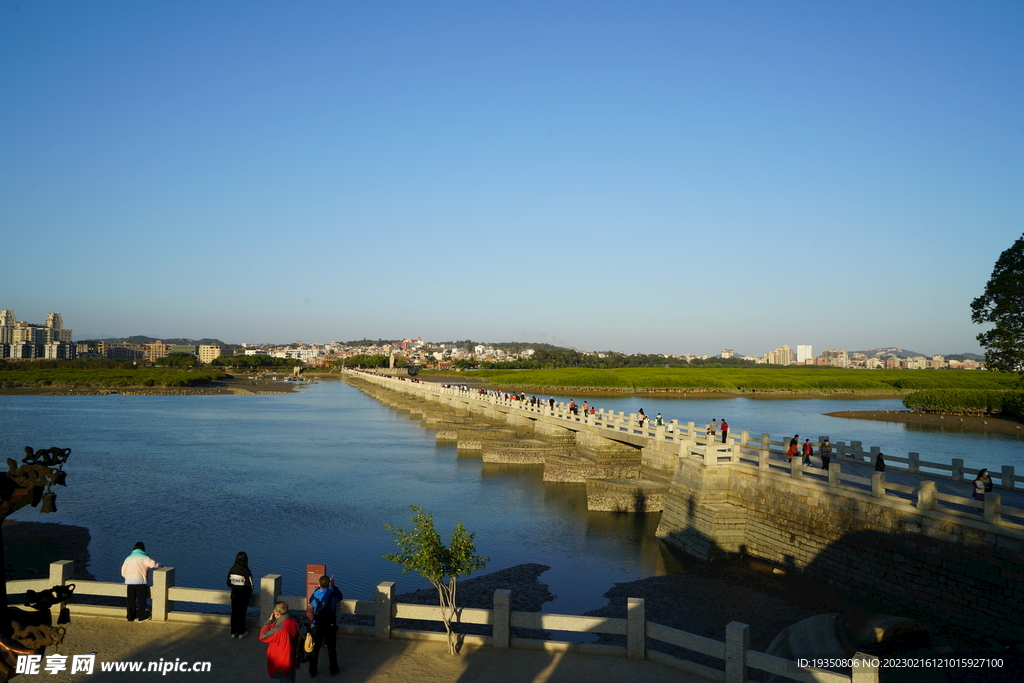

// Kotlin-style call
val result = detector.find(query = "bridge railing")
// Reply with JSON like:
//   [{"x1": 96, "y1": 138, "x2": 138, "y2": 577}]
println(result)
[
  {"x1": 9, "y1": 560, "x2": 869, "y2": 683},
  {"x1": 349, "y1": 371, "x2": 1023, "y2": 528},
  {"x1": 698, "y1": 441, "x2": 1024, "y2": 530}
]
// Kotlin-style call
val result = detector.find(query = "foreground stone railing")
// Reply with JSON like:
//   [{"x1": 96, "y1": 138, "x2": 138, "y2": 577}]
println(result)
[{"x1": 8, "y1": 561, "x2": 873, "y2": 683}]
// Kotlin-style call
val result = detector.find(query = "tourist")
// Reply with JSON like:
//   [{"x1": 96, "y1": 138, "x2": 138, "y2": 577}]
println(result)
[
  {"x1": 707, "y1": 419, "x2": 718, "y2": 443},
  {"x1": 785, "y1": 439, "x2": 798, "y2": 462},
  {"x1": 569, "y1": 400, "x2": 577, "y2": 415},
  {"x1": 875, "y1": 452, "x2": 886, "y2": 472},
  {"x1": 308, "y1": 576, "x2": 344, "y2": 678},
  {"x1": 973, "y1": 469, "x2": 993, "y2": 501},
  {"x1": 582, "y1": 401, "x2": 589, "y2": 415},
  {"x1": 720, "y1": 418, "x2": 729, "y2": 443},
  {"x1": 802, "y1": 439, "x2": 813, "y2": 466},
  {"x1": 549, "y1": 397, "x2": 555, "y2": 411},
  {"x1": 655, "y1": 413, "x2": 663, "y2": 426},
  {"x1": 260, "y1": 601, "x2": 299, "y2": 683},
  {"x1": 820, "y1": 439, "x2": 832, "y2": 470},
  {"x1": 121, "y1": 541, "x2": 162, "y2": 622},
  {"x1": 638, "y1": 408, "x2": 647, "y2": 427},
  {"x1": 227, "y1": 551, "x2": 254, "y2": 639}
]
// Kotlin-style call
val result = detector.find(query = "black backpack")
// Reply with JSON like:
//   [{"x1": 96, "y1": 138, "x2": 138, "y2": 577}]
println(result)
[{"x1": 310, "y1": 587, "x2": 342, "y2": 628}]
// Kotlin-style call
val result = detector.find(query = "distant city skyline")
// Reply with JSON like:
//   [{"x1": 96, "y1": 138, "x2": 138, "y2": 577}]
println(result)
[{"x1": 3, "y1": 3, "x2": 1020, "y2": 356}]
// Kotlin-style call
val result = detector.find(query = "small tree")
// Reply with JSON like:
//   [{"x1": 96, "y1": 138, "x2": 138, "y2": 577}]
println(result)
[
  {"x1": 971, "y1": 233, "x2": 1024, "y2": 377},
  {"x1": 384, "y1": 506, "x2": 488, "y2": 655}
]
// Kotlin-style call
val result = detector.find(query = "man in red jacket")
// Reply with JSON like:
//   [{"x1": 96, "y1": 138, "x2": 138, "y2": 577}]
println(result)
[{"x1": 260, "y1": 602, "x2": 299, "y2": 683}]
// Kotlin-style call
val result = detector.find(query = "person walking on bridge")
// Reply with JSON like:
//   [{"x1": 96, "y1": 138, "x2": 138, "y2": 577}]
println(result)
[
  {"x1": 706, "y1": 419, "x2": 717, "y2": 444},
  {"x1": 786, "y1": 435, "x2": 799, "y2": 462},
  {"x1": 720, "y1": 419, "x2": 729, "y2": 443},
  {"x1": 802, "y1": 439, "x2": 813, "y2": 466},
  {"x1": 820, "y1": 439, "x2": 832, "y2": 470}
]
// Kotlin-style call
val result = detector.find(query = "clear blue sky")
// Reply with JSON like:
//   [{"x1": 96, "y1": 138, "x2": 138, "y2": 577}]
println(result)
[{"x1": 2, "y1": 2, "x2": 1021, "y2": 356}]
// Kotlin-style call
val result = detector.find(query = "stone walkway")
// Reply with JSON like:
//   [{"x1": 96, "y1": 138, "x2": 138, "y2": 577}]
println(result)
[{"x1": 39, "y1": 616, "x2": 709, "y2": 683}]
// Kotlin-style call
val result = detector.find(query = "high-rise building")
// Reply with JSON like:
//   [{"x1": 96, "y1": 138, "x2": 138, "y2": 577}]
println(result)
[
  {"x1": 796, "y1": 345, "x2": 813, "y2": 363},
  {"x1": 765, "y1": 345, "x2": 794, "y2": 365}
]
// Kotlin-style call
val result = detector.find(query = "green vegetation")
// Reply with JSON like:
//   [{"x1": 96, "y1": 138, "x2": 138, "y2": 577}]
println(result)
[
  {"x1": 903, "y1": 389, "x2": 1024, "y2": 422},
  {"x1": 384, "y1": 506, "x2": 488, "y2": 656},
  {"x1": 0, "y1": 368, "x2": 230, "y2": 390},
  {"x1": 971, "y1": 233, "x2": 1024, "y2": 376},
  {"x1": 209, "y1": 354, "x2": 303, "y2": 369},
  {"x1": 452, "y1": 367, "x2": 1019, "y2": 394},
  {"x1": 334, "y1": 354, "x2": 407, "y2": 368}
]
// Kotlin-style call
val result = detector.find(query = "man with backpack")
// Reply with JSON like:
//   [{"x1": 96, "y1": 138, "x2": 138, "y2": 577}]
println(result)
[{"x1": 308, "y1": 575, "x2": 344, "y2": 678}]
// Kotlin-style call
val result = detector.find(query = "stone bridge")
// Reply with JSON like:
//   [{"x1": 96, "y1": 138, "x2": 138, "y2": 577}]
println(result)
[{"x1": 344, "y1": 370, "x2": 1024, "y2": 640}]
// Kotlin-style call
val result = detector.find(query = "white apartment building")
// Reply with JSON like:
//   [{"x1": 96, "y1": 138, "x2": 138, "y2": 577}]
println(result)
[{"x1": 796, "y1": 345, "x2": 813, "y2": 363}]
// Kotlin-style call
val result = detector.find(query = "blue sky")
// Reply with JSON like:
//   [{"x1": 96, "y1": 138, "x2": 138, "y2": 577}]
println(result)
[{"x1": 2, "y1": 2, "x2": 1021, "y2": 356}]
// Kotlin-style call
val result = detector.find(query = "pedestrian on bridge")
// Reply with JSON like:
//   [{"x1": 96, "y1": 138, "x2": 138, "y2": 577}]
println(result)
[
  {"x1": 707, "y1": 419, "x2": 717, "y2": 443},
  {"x1": 720, "y1": 419, "x2": 729, "y2": 443},
  {"x1": 802, "y1": 439, "x2": 813, "y2": 466},
  {"x1": 820, "y1": 439, "x2": 832, "y2": 470}
]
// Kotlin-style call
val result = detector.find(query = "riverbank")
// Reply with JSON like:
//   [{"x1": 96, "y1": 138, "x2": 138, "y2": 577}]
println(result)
[
  {"x1": 825, "y1": 410, "x2": 1024, "y2": 436},
  {"x1": 0, "y1": 376, "x2": 300, "y2": 396}
]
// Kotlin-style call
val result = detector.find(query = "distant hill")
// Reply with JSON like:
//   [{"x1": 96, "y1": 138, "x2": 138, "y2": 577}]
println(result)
[{"x1": 79, "y1": 335, "x2": 235, "y2": 347}]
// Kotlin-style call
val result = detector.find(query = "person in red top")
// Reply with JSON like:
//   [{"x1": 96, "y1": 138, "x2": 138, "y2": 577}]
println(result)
[
  {"x1": 260, "y1": 601, "x2": 299, "y2": 683},
  {"x1": 802, "y1": 439, "x2": 813, "y2": 466},
  {"x1": 720, "y1": 419, "x2": 729, "y2": 443}
]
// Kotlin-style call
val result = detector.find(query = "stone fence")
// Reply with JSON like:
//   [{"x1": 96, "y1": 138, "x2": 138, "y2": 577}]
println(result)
[{"x1": 8, "y1": 561, "x2": 875, "y2": 683}]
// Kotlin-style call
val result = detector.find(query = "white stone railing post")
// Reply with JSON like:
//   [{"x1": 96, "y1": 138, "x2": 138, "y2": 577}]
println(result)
[
  {"x1": 1001, "y1": 465, "x2": 1016, "y2": 491},
  {"x1": 850, "y1": 441, "x2": 862, "y2": 462},
  {"x1": 984, "y1": 493, "x2": 1002, "y2": 525},
  {"x1": 872, "y1": 472, "x2": 885, "y2": 498},
  {"x1": 740, "y1": 430, "x2": 749, "y2": 446},
  {"x1": 908, "y1": 452, "x2": 920, "y2": 474},
  {"x1": 828, "y1": 462, "x2": 841, "y2": 488},
  {"x1": 730, "y1": 443, "x2": 739, "y2": 463},
  {"x1": 260, "y1": 574, "x2": 281, "y2": 624},
  {"x1": 705, "y1": 443, "x2": 717, "y2": 467},
  {"x1": 626, "y1": 597, "x2": 645, "y2": 660},
  {"x1": 916, "y1": 480, "x2": 936, "y2": 511},
  {"x1": 951, "y1": 459, "x2": 964, "y2": 482},
  {"x1": 790, "y1": 455, "x2": 801, "y2": 478},
  {"x1": 493, "y1": 589, "x2": 511, "y2": 649},
  {"x1": 376, "y1": 581, "x2": 395, "y2": 640},
  {"x1": 725, "y1": 622, "x2": 750, "y2": 683},
  {"x1": 852, "y1": 652, "x2": 879, "y2": 682},
  {"x1": 48, "y1": 560, "x2": 73, "y2": 622},
  {"x1": 152, "y1": 567, "x2": 174, "y2": 621},
  {"x1": 758, "y1": 449, "x2": 770, "y2": 471}
]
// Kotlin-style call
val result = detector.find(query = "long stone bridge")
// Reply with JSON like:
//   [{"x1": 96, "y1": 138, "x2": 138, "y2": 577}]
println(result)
[{"x1": 344, "y1": 370, "x2": 1024, "y2": 641}]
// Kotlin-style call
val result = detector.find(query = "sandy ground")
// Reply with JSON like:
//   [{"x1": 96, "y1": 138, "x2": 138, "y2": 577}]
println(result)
[
  {"x1": 825, "y1": 410, "x2": 1024, "y2": 436},
  {"x1": 32, "y1": 616, "x2": 707, "y2": 683}
]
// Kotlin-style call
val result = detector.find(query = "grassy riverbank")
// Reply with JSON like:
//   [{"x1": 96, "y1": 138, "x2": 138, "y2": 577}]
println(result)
[
  {"x1": 440, "y1": 367, "x2": 1017, "y2": 396},
  {"x1": 0, "y1": 369, "x2": 300, "y2": 395}
]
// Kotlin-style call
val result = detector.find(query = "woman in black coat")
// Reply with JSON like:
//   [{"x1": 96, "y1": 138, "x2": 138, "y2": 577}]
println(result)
[{"x1": 226, "y1": 551, "x2": 254, "y2": 638}]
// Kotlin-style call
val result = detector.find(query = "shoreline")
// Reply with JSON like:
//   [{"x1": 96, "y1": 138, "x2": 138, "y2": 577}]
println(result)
[{"x1": 825, "y1": 410, "x2": 1024, "y2": 436}]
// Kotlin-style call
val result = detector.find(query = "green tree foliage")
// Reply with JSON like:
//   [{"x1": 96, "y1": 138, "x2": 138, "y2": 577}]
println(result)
[
  {"x1": 384, "y1": 506, "x2": 488, "y2": 655},
  {"x1": 903, "y1": 388, "x2": 1024, "y2": 421},
  {"x1": 155, "y1": 352, "x2": 198, "y2": 368},
  {"x1": 972, "y1": 234, "x2": 1024, "y2": 376},
  {"x1": 337, "y1": 354, "x2": 390, "y2": 368}
]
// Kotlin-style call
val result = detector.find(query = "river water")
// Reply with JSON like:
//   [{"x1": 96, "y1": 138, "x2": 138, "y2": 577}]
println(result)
[{"x1": 1, "y1": 380, "x2": 1021, "y2": 618}]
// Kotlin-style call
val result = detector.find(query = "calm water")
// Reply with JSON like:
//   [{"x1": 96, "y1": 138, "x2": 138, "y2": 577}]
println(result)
[{"x1": 1, "y1": 381, "x2": 1021, "y2": 617}]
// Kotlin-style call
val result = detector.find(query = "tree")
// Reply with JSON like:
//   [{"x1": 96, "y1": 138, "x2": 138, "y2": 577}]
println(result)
[
  {"x1": 971, "y1": 234, "x2": 1024, "y2": 376},
  {"x1": 383, "y1": 506, "x2": 488, "y2": 655}
]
